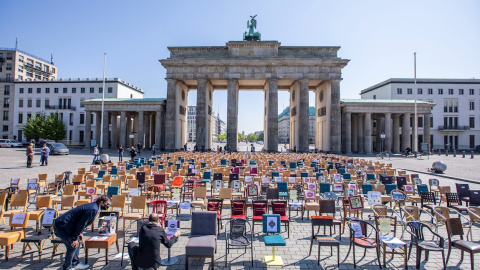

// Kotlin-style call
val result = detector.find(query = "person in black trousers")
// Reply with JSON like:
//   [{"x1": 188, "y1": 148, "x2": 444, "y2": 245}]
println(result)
[{"x1": 128, "y1": 213, "x2": 180, "y2": 270}]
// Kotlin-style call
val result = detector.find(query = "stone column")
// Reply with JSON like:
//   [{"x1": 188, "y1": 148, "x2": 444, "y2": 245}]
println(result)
[
  {"x1": 137, "y1": 111, "x2": 144, "y2": 149},
  {"x1": 102, "y1": 111, "x2": 109, "y2": 149},
  {"x1": 357, "y1": 114, "x2": 364, "y2": 153},
  {"x1": 351, "y1": 114, "x2": 358, "y2": 153},
  {"x1": 119, "y1": 111, "x2": 126, "y2": 148},
  {"x1": 402, "y1": 113, "x2": 411, "y2": 151},
  {"x1": 364, "y1": 112, "x2": 373, "y2": 154},
  {"x1": 164, "y1": 79, "x2": 177, "y2": 151},
  {"x1": 298, "y1": 79, "x2": 309, "y2": 152},
  {"x1": 345, "y1": 112, "x2": 352, "y2": 154},
  {"x1": 384, "y1": 113, "x2": 392, "y2": 153},
  {"x1": 145, "y1": 113, "x2": 151, "y2": 149},
  {"x1": 392, "y1": 114, "x2": 400, "y2": 154},
  {"x1": 155, "y1": 110, "x2": 162, "y2": 150},
  {"x1": 126, "y1": 113, "x2": 132, "y2": 147},
  {"x1": 375, "y1": 115, "x2": 382, "y2": 152},
  {"x1": 227, "y1": 79, "x2": 239, "y2": 151},
  {"x1": 95, "y1": 112, "x2": 101, "y2": 144},
  {"x1": 111, "y1": 113, "x2": 117, "y2": 148},
  {"x1": 84, "y1": 110, "x2": 92, "y2": 149},
  {"x1": 330, "y1": 80, "x2": 341, "y2": 153},
  {"x1": 266, "y1": 79, "x2": 279, "y2": 152},
  {"x1": 423, "y1": 113, "x2": 431, "y2": 151},
  {"x1": 196, "y1": 78, "x2": 207, "y2": 151}
]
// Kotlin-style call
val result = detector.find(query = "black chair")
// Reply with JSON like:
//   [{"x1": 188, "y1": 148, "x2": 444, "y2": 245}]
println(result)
[
  {"x1": 224, "y1": 218, "x2": 253, "y2": 267},
  {"x1": 421, "y1": 192, "x2": 437, "y2": 212},
  {"x1": 446, "y1": 217, "x2": 480, "y2": 270},
  {"x1": 406, "y1": 221, "x2": 446, "y2": 269},
  {"x1": 120, "y1": 217, "x2": 149, "y2": 266},
  {"x1": 266, "y1": 188, "x2": 279, "y2": 203},
  {"x1": 380, "y1": 175, "x2": 393, "y2": 185},
  {"x1": 21, "y1": 208, "x2": 57, "y2": 262},
  {"x1": 185, "y1": 211, "x2": 217, "y2": 270},
  {"x1": 213, "y1": 173, "x2": 223, "y2": 181},
  {"x1": 456, "y1": 183, "x2": 470, "y2": 206},
  {"x1": 136, "y1": 172, "x2": 146, "y2": 192},
  {"x1": 229, "y1": 173, "x2": 239, "y2": 186},
  {"x1": 345, "y1": 220, "x2": 381, "y2": 269},
  {"x1": 446, "y1": 193, "x2": 468, "y2": 213},
  {"x1": 395, "y1": 176, "x2": 407, "y2": 191},
  {"x1": 469, "y1": 190, "x2": 480, "y2": 207},
  {"x1": 309, "y1": 216, "x2": 339, "y2": 266}
]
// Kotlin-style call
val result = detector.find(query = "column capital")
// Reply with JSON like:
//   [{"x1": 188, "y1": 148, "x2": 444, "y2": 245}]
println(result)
[
  {"x1": 165, "y1": 78, "x2": 177, "y2": 83},
  {"x1": 196, "y1": 77, "x2": 207, "y2": 83},
  {"x1": 298, "y1": 78, "x2": 309, "y2": 84}
]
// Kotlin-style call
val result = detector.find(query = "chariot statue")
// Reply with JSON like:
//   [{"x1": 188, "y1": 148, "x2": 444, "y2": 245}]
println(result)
[{"x1": 243, "y1": 15, "x2": 261, "y2": 41}]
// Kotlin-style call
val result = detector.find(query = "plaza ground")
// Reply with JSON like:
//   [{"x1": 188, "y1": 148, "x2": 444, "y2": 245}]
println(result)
[{"x1": 0, "y1": 146, "x2": 479, "y2": 269}]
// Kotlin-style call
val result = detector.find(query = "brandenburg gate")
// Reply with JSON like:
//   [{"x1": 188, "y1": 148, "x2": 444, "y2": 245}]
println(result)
[{"x1": 160, "y1": 40, "x2": 349, "y2": 153}]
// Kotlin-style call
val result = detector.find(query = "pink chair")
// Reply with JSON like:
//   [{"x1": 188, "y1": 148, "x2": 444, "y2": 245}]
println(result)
[
  {"x1": 150, "y1": 200, "x2": 167, "y2": 226},
  {"x1": 250, "y1": 167, "x2": 258, "y2": 177}
]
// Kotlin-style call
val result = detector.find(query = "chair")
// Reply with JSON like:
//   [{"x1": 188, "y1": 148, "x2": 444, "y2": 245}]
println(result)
[
  {"x1": 345, "y1": 219, "x2": 381, "y2": 269},
  {"x1": 191, "y1": 187, "x2": 207, "y2": 210},
  {"x1": 38, "y1": 174, "x2": 48, "y2": 193},
  {"x1": 319, "y1": 199, "x2": 342, "y2": 237},
  {"x1": 445, "y1": 217, "x2": 480, "y2": 270},
  {"x1": 0, "y1": 212, "x2": 30, "y2": 261},
  {"x1": 230, "y1": 199, "x2": 246, "y2": 220},
  {"x1": 406, "y1": 221, "x2": 446, "y2": 269},
  {"x1": 57, "y1": 195, "x2": 76, "y2": 215},
  {"x1": 421, "y1": 191, "x2": 437, "y2": 212},
  {"x1": 27, "y1": 196, "x2": 53, "y2": 232},
  {"x1": 123, "y1": 196, "x2": 147, "y2": 232},
  {"x1": 277, "y1": 182, "x2": 288, "y2": 200},
  {"x1": 224, "y1": 218, "x2": 253, "y2": 267},
  {"x1": 185, "y1": 211, "x2": 217, "y2": 270},
  {"x1": 308, "y1": 216, "x2": 340, "y2": 266},
  {"x1": 304, "y1": 190, "x2": 319, "y2": 219},
  {"x1": 21, "y1": 208, "x2": 57, "y2": 262},
  {"x1": 252, "y1": 200, "x2": 268, "y2": 236},
  {"x1": 446, "y1": 192, "x2": 468, "y2": 213},
  {"x1": 150, "y1": 200, "x2": 167, "y2": 226},
  {"x1": 271, "y1": 200, "x2": 289, "y2": 238},
  {"x1": 456, "y1": 183, "x2": 470, "y2": 205},
  {"x1": 110, "y1": 195, "x2": 126, "y2": 217},
  {"x1": 262, "y1": 214, "x2": 286, "y2": 265},
  {"x1": 3, "y1": 193, "x2": 28, "y2": 224},
  {"x1": 207, "y1": 198, "x2": 223, "y2": 233},
  {"x1": 374, "y1": 215, "x2": 408, "y2": 268},
  {"x1": 469, "y1": 190, "x2": 480, "y2": 206},
  {"x1": 107, "y1": 186, "x2": 120, "y2": 198},
  {"x1": 84, "y1": 211, "x2": 120, "y2": 265}
]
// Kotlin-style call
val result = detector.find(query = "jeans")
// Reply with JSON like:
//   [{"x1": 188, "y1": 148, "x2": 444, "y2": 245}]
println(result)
[
  {"x1": 53, "y1": 224, "x2": 81, "y2": 270},
  {"x1": 41, "y1": 156, "x2": 48, "y2": 166},
  {"x1": 27, "y1": 155, "x2": 33, "y2": 167},
  {"x1": 93, "y1": 154, "x2": 99, "y2": 163},
  {"x1": 128, "y1": 242, "x2": 139, "y2": 270},
  {"x1": 119, "y1": 153, "x2": 123, "y2": 161}
]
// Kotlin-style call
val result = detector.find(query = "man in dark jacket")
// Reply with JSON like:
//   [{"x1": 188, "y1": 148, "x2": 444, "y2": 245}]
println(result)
[
  {"x1": 128, "y1": 213, "x2": 180, "y2": 270},
  {"x1": 53, "y1": 195, "x2": 111, "y2": 270}
]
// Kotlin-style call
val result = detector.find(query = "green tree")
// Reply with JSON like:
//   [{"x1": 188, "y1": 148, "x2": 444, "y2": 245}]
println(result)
[
  {"x1": 257, "y1": 132, "x2": 264, "y2": 141},
  {"x1": 247, "y1": 133, "x2": 257, "y2": 142},
  {"x1": 217, "y1": 133, "x2": 226, "y2": 141},
  {"x1": 238, "y1": 133, "x2": 245, "y2": 141},
  {"x1": 23, "y1": 112, "x2": 66, "y2": 141}
]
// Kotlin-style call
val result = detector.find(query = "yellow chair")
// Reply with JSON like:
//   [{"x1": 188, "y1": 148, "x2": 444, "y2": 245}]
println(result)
[
  {"x1": 38, "y1": 174, "x2": 48, "y2": 193},
  {"x1": 122, "y1": 196, "x2": 146, "y2": 232},
  {"x1": 97, "y1": 175, "x2": 112, "y2": 194},
  {"x1": 28, "y1": 196, "x2": 53, "y2": 232},
  {"x1": 10, "y1": 178, "x2": 21, "y2": 191},
  {"x1": 2, "y1": 193, "x2": 28, "y2": 224},
  {"x1": 47, "y1": 174, "x2": 64, "y2": 195},
  {"x1": 77, "y1": 180, "x2": 97, "y2": 199},
  {"x1": 0, "y1": 212, "x2": 30, "y2": 261},
  {"x1": 57, "y1": 195, "x2": 76, "y2": 216},
  {"x1": 52, "y1": 184, "x2": 75, "y2": 208},
  {"x1": 111, "y1": 195, "x2": 126, "y2": 217}
]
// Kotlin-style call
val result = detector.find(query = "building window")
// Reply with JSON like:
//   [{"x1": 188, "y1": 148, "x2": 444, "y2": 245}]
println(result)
[
  {"x1": 471, "y1": 135, "x2": 476, "y2": 149},
  {"x1": 2, "y1": 126, "x2": 8, "y2": 132},
  {"x1": 3, "y1": 86, "x2": 10, "y2": 96},
  {"x1": 99, "y1": 87, "x2": 103, "y2": 93},
  {"x1": 45, "y1": 99, "x2": 49, "y2": 107},
  {"x1": 27, "y1": 99, "x2": 32, "y2": 107},
  {"x1": 17, "y1": 75, "x2": 22, "y2": 80},
  {"x1": 80, "y1": 98, "x2": 85, "y2": 107},
  {"x1": 6, "y1": 53, "x2": 12, "y2": 60},
  {"x1": 51, "y1": 67, "x2": 56, "y2": 73},
  {"x1": 417, "y1": 88, "x2": 422, "y2": 95},
  {"x1": 63, "y1": 88, "x2": 67, "y2": 93},
  {"x1": 36, "y1": 88, "x2": 41, "y2": 94},
  {"x1": 45, "y1": 88, "x2": 50, "y2": 93},
  {"x1": 28, "y1": 88, "x2": 33, "y2": 94},
  {"x1": 418, "y1": 116, "x2": 423, "y2": 128},
  {"x1": 18, "y1": 113, "x2": 23, "y2": 124},
  {"x1": 80, "y1": 113, "x2": 85, "y2": 125},
  {"x1": 36, "y1": 99, "x2": 41, "y2": 108},
  {"x1": 69, "y1": 113, "x2": 74, "y2": 126},
  {"x1": 448, "y1": 89, "x2": 454, "y2": 95},
  {"x1": 397, "y1": 88, "x2": 402, "y2": 94},
  {"x1": 81, "y1": 87, "x2": 85, "y2": 93},
  {"x1": 438, "y1": 89, "x2": 443, "y2": 95},
  {"x1": 3, "y1": 98, "x2": 9, "y2": 108},
  {"x1": 27, "y1": 114, "x2": 31, "y2": 120},
  {"x1": 19, "y1": 99, "x2": 23, "y2": 107},
  {"x1": 54, "y1": 88, "x2": 59, "y2": 93},
  {"x1": 6, "y1": 63, "x2": 12, "y2": 70},
  {"x1": 26, "y1": 71, "x2": 33, "y2": 78},
  {"x1": 108, "y1": 87, "x2": 113, "y2": 93},
  {"x1": 90, "y1": 87, "x2": 94, "y2": 93},
  {"x1": 459, "y1": 89, "x2": 464, "y2": 95},
  {"x1": 470, "y1": 117, "x2": 475, "y2": 128},
  {"x1": 72, "y1": 88, "x2": 76, "y2": 93},
  {"x1": 469, "y1": 89, "x2": 475, "y2": 95},
  {"x1": 373, "y1": 95, "x2": 376, "y2": 99},
  {"x1": 470, "y1": 101, "x2": 475, "y2": 110},
  {"x1": 18, "y1": 55, "x2": 23, "y2": 62},
  {"x1": 19, "y1": 88, "x2": 24, "y2": 94},
  {"x1": 79, "y1": 130, "x2": 84, "y2": 143},
  {"x1": 2, "y1": 111, "x2": 8, "y2": 121},
  {"x1": 407, "y1": 88, "x2": 412, "y2": 95},
  {"x1": 430, "y1": 116, "x2": 433, "y2": 128}
]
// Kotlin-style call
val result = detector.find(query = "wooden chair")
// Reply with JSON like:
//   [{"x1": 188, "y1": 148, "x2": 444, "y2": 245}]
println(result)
[
  {"x1": 38, "y1": 174, "x2": 48, "y2": 194},
  {"x1": 2, "y1": 193, "x2": 28, "y2": 224},
  {"x1": 445, "y1": 217, "x2": 480, "y2": 270},
  {"x1": 110, "y1": 195, "x2": 126, "y2": 217},
  {"x1": 57, "y1": 195, "x2": 76, "y2": 216},
  {"x1": 122, "y1": 196, "x2": 146, "y2": 232},
  {"x1": 0, "y1": 212, "x2": 30, "y2": 261},
  {"x1": 28, "y1": 196, "x2": 53, "y2": 232},
  {"x1": 191, "y1": 187, "x2": 207, "y2": 210},
  {"x1": 97, "y1": 175, "x2": 112, "y2": 194}
]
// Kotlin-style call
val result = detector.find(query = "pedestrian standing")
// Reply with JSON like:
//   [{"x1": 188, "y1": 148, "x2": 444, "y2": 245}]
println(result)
[
  {"x1": 137, "y1": 143, "x2": 142, "y2": 155},
  {"x1": 53, "y1": 195, "x2": 111, "y2": 270},
  {"x1": 152, "y1": 144, "x2": 157, "y2": 156},
  {"x1": 92, "y1": 145, "x2": 100, "y2": 164},
  {"x1": 184, "y1": 143, "x2": 187, "y2": 152},
  {"x1": 118, "y1": 145, "x2": 124, "y2": 162},
  {"x1": 26, "y1": 143, "x2": 34, "y2": 168},
  {"x1": 40, "y1": 143, "x2": 50, "y2": 166},
  {"x1": 130, "y1": 146, "x2": 137, "y2": 162}
]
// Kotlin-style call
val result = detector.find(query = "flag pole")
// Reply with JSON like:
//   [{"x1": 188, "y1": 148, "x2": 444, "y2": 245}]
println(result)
[
  {"x1": 100, "y1": 53, "x2": 106, "y2": 148},
  {"x1": 413, "y1": 52, "x2": 418, "y2": 155}
]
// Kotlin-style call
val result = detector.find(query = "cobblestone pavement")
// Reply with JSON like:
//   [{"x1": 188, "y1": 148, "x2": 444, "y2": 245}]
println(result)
[{"x1": 0, "y1": 147, "x2": 479, "y2": 269}]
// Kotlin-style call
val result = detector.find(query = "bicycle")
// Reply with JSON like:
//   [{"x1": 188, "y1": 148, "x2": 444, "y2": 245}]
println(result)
[{"x1": 376, "y1": 151, "x2": 389, "y2": 160}]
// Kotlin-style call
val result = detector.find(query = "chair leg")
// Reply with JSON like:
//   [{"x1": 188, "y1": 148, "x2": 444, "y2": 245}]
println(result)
[
  {"x1": 446, "y1": 246, "x2": 452, "y2": 265},
  {"x1": 416, "y1": 248, "x2": 421, "y2": 269},
  {"x1": 441, "y1": 250, "x2": 446, "y2": 270},
  {"x1": 353, "y1": 244, "x2": 356, "y2": 268},
  {"x1": 185, "y1": 255, "x2": 189, "y2": 270},
  {"x1": 471, "y1": 254, "x2": 474, "y2": 270},
  {"x1": 318, "y1": 243, "x2": 320, "y2": 265},
  {"x1": 309, "y1": 238, "x2": 313, "y2": 256},
  {"x1": 337, "y1": 245, "x2": 340, "y2": 267},
  {"x1": 377, "y1": 246, "x2": 382, "y2": 269},
  {"x1": 408, "y1": 243, "x2": 413, "y2": 260}
]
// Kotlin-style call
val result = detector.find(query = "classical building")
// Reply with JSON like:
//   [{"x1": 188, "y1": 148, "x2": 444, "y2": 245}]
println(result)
[
  {"x1": 360, "y1": 78, "x2": 480, "y2": 150},
  {"x1": 13, "y1": 78, "x2": 144, "y2": 144},
  {"x1": 0, "y1": 48, "x2": 57, "y2": 139},
  {"x1": 278, "y1": 106, "x2": 315, "y2": 144},
  {"x1": 187, "y1": 106, "x2": 226, "y2": 142},
  {"x1": 160, "y1": 40, "x2": 349, "y2": 152}
]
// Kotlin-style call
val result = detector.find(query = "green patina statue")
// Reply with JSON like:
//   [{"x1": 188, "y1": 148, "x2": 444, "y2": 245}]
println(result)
[{"x1": 243, "y1": 15, "x2": 261, "y2": 41}]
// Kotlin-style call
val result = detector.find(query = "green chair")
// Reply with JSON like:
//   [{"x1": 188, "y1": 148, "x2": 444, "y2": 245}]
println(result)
[{"x1": 262, "y1": 214, "x2": 286, "y2": 266}]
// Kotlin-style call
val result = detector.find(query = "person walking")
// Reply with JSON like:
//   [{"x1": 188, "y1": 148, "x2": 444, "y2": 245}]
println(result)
[
  {"x1": 137, "y1": 143, "x2": 142, "y2": 155},
  {"x1": 92, "y1": 145, "x2": 100, "y2": 164},
  {"x1": 118, "y1": 145, "x2": 124, "y2": 162},
  {"x1": 53, "y1": 195, "x2": 111, "y2": 270},
  {"x1": 40, "y1": 143, "x2": 50, "y2": 166},
  {"x1": 26, "y1": 143, "x2": 34, "y2": 168},
  {"x1": 184, "y1": 143, "x2": 187, "y2": 152},
  {"x1": 130, "y1": 146, "x2": 137, "y2": 162},
  {"x1": 152, "y1": 144, "x2": 157, "y2": 156}
]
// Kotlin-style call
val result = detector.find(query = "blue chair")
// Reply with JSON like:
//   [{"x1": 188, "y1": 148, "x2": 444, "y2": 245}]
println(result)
[
  {"x1": 320, "y1": 182, "x2": 331, "y2": 194},
  {"x1": 385, "y1": 184, "x2": 397, "y2": 195},
  {"x1": 342, "y1": 173, "x2": 351, "y2": 181},
  {"x1": 289, "y1": 162, "x2": 297, "y2": 171},
  {"x1": 107, "y1": 186, "x2": 120, "y2": 197},
  {"x1": 262, "y1": 214, "x2": 286, "y2": 266},
  {"x1": 272, "y1": 171, "x2": 280, "y2": 179},
  {"x1": 366, "y1": 173, "x2": 376, "y2": 181},
  {"x1": 277, "y1": 182, "x2": 288, "y2": 199},
  {"x1": 338, "y1": 168, "x2": 346, "y2": 175},
  {"x1": 203, "y1": 171, "x2": 211, "y2": 182},
  {"x1": 94, "y1": 170, "x2": 106, "y2": 181},
  {"x1": 201, "y1": 162, "x2": 206, "y2": 169},
  {"x1": 175, "y1": 163, "x2": 181, "y2": 170},
  {"x1": 166, "y1": 156, "x2": 171, "y2": 160},
  {"x1": 126, "y1": 164, "x2": 134, "y2": 172},
  {"x1": 269, "y1": 160, "x2": 274, "y2": 166},
  {"x1": 220, "y1": 159, "x2": 227, "y2": 167},
  {"x1": 168, "y1": 162, "x2": 174, "y2": 167},
  {"x1": 301, "y1": 172, "x2": 309, "y2": 179},
  {"x1": 417, "y1": 184, "x2": 429, "y2": 195},
  {"x1": 310, "y1": 162, "x2": 317, "y2": 168},
  {"x1": 362, "y1": 184, "x2": 373, "y2": 196},
  {"x1": 109, "y1": 167, "x2": 118, "y2": 178}
]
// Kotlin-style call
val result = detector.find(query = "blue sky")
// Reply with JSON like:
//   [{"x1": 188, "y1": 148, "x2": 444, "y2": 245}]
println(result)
[{"x1": 2, "y1": 1, "x2": 479, "y2": 133}]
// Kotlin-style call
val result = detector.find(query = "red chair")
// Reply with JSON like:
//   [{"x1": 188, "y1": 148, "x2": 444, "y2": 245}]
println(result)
[
  {"x1": 150, "y1": 200, "x2": 167, "y2": 226},
  {"x1": 250, "y1": 167, "x2": 258, "y2": 177},
  {"x1": 207, "y1": 198, "x2": 223, "y2": 233},
  {"x1": 231, "y1": 199, "x2": 246, "y2": 220},
  {"x1": 232, "y1": 167, "x2": 240, "y2": 174},
  {"x1": 149, "y1": 174, "x2": 166, "y2": 197},
  {"x1": 252, "y1": 200, "x2": 268, "y2": 235},
  {"x1": 271, "y1": 200, "x2": 290, "y2": 238}
]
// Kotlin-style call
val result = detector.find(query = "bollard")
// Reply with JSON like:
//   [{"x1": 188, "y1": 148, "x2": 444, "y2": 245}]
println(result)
[
  {"x1": 463, "y1": 151, "x2": 465, "y2": 158},
  {"x1": 446, "y1": 150, "x2": 448, "y2": 156},
  {"x1": 438, "y1": 149, "x2": 441, "y2": 156},
  {"x1": 453, "y1": 150, "x2": 456, "y2": 157},
  {"x1": 472, "y1": 151, "x2": 475, "y2": 159}
]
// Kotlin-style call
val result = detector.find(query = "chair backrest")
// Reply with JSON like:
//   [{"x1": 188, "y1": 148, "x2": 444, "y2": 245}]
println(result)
[
  {"x1": 470, "y1": 190, "x2": 480, "y2": 206},
  {"x1": 10, "y1": 212, "x2": 30, "y2": 229},
  {"x1": 63, "y1": 184, "x2": 75, "y2": 195},
  {"x1": 263, "y1": 214, "x2": 281, "y2": 234},
  {"x1": 277, "y1": 182, "x2": 287, "y2": 192},
  {"x1": 61, "y1": 195, "x2": 76, "y2": 209},
  {"x1": 41, "y1": 208, "x2": 57, "y2": 228},
  {"x1": 136, "y1": 172, "x2": 146, "y2": 184},
  {"x1": 231, "y1": 200, "x2": 246, "y2": 216},
  {"x1": 417, "y1": 184, "x2": 429, "y2": 195},
  {"x1": 10, "y1": 177, "x2": 21, "y2": 187},
  {"x1": 319, "y1": 199, "x2": 336, "y2": 215},
  {"x1": 385, "y1": 184, "x2": 397, "y2": 195},
  {"x1": 131, "y1": 196, "x2": 146, "y2": 212},
  {"x1": 10, "y1": 193, "x2": 28, "y2": 210},
  {"x1": 36, "y1": 195, "x2": 53, "y2": 209},
  {"x1": 421, "y1": 191, "x2": 436, "y2": 205},
  {"x1": 445, "y1": 192, "x2": 461, "y2": 206},
  {"x1": 311, "y1": 216, "x2": 334, "y2": 228},
  {"x1": 271, "y1": 201, "x2": 287, "y2": 217},
  {"x1": 172, "y1": 176, "x2": 183, "y2": 187},
  {"x1": 456, "y1": 183, "x2": 470, "y2": 198},
  {"x1": 252, "y1": 200, "x2": 268, "y2": 216},
  {"x1": 151, "y1": 200, "x2": 167, "y2": 215},
  {"x1": 191, "y1": 211, "x2": 217, "y2": 236},
  {"x1": 107, "y1": 186, "x2": 120, "y2": 197},
  {"x1": 396, "y1": 176, "x2": 407, "y2": 190},
  {"x1": 111, "y1": 195, "x2": 126, "y2": 209},
  {"x1": 266, "y1": 188, "x2": 279, "y2": 200},
  {"x1": 38, "y1": 173, "x2": 48, "y2": 182},
  {"x1": 194, "y1": 187, "x2": 207, "y2": 199},
  {"x1": 445, "y1": 217, "x2": 464, "y2": 239},
  {"x1": 404, "y1": 205, "x2": 420, "y2": 221}
]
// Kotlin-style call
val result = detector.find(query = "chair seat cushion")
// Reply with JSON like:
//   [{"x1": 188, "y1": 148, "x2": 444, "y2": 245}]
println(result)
[
  {"x1": 315, "y1": 236, "x2": 340, "y2": 246},
  {"x1": 123, "y1": 213, "x2": 143, "y2": 220},
  {"x1": 191, "y1": 200, "x2": 205, "y2": 207},
  {"x1": 279, "y1": 192, "x2": 288, "y2": 197},
  {"x1": 452, "y1": 240, "x2": 480, "y2": 251},
  {"x1": 21, "y1": 233, "x2": 51, "y2": 242},
  {"x1": 264, "y1": 235, "x2": 286, "y2": 246},
  {"x1": 231, "y1": 215, "x2": 246, "y2": 220},
  {"x1": 0, "y1": 230, "x2": 25, "y2": 246},
  {"x1": 186, "y1": 235, "x2": 216, "y2": 256},
  {"x1": 2, "y1": 210, "x2": 23, "y2": 218},
  {"x1": 354, "y1": 237, "x2": 377, "y2": 247},
  {"x1": 28, "y1": 210, "x2": 43, "y2": 220},
  {"x1": 418, "y1": 241, "x2": 443, "y2": 251},
  {"x1": 253, "y1": 216, "x2": 263, "y2": 220},
  {"x1": 280, "y1": 216, "x2": 289, "y2": 222}
]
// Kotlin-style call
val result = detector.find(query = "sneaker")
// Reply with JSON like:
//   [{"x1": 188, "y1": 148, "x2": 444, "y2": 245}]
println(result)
[{"x1": 74, "y1": 263, "x2": 90, "y2": 269}]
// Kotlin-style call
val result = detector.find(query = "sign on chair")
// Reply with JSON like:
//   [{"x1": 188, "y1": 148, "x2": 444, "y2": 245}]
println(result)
[
  {"x1": 129, "y1": 188, "x2": 139, "y2": 196},
  {"x1": 404, "y1": 185, "x2": 414, "y2": 193},
  {"x1": 247, "y1": 185, "x2": 259, "y2": 197},
  {"x1": 262, "y1": 177, "x2": 270, "y2": 184},
  {"x1": 307, "y1": 183, "x2": 316, "y2": 190},
  {"x1": 86, "y1": 187, "x2": 96, "y2": 195},
  {"x1": 332, "y1": 174, "x2": 341, "y2": 182},
  {"x1": 266, "y1": 216, "x2": 278, "y2": 233},
  {"x1": 303, "y1": 177, "x2": 311, "y2": 183},
  {"x1": 305, "y1": 190, "x2": 315, "y2": 199},
  {"x1": 11, "y1": 178, "x2": 19, "y2": 185},
  {"x1": 245, "y1": 176, "x2": 253, "y2": 183},
  {"x1": 288, "y1": 177, "x2": 296, "y2": 184},
  {"x1": 333, "y1": 184, "x2": 343, "y2": 192},
  {"x1": 348, "y1": 195, "x2": 364, "y2": 210},
  {"x1": 274, "y1": 177, "x2": 282, "y2": 182},
  {"x1": 11, "y1": 213, "x2": 27, "y2": 225},
  {"x1": 166, "y1": 219, "x2": 179, "y2": 235},
  {"x1": 367, "y1": 191, "x2": 382, "y2": 205},
  {"x1": 42, "y1": 209, "x2": 56, "y2": 227}
]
